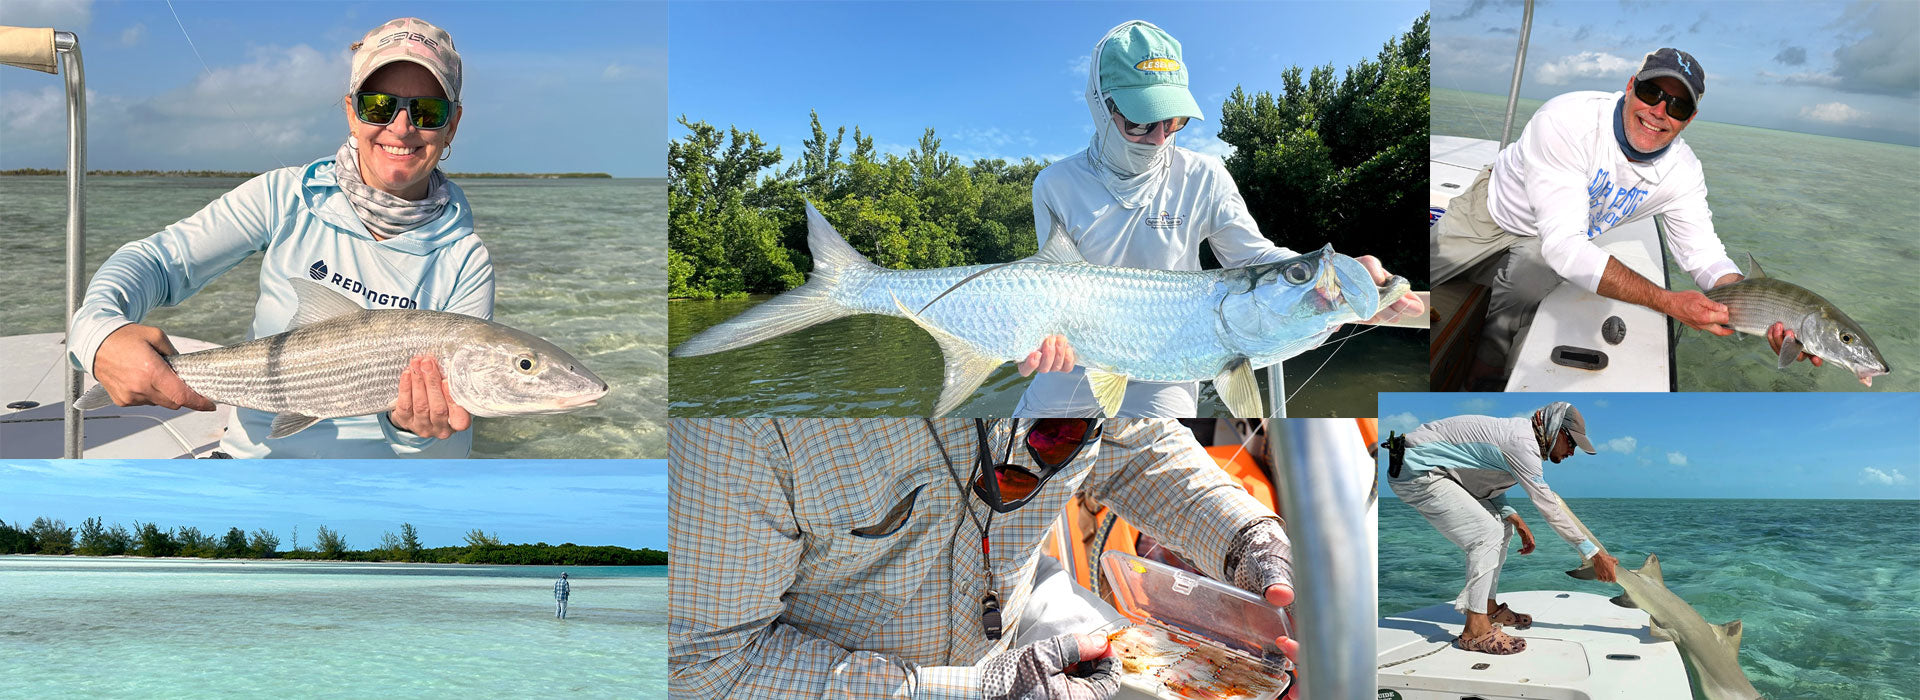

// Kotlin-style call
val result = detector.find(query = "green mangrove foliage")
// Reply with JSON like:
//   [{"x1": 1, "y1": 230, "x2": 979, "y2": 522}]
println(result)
[
  {"x1": 1216, "y1": 13, "x2": 1430, "y2": 287},
  {"x1": 0, "y1": 516, "x2": 664, "y2": 565},
  {"x1": 669, "y1": 15, "x2": 1429, "y2": 298},
  {"x1": 669, "y1": 112, "x2": 1045, "y2": 299}
]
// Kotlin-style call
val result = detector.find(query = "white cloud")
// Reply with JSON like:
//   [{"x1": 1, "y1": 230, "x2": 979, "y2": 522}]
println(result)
[
  {"x1": 1380, "y1": 412, "x2": 1421, "y2": 434},
  {"x1": 1591, "y1": 399, "x2": 1609, "y2": 408},
  {"x1": 602, "y1": 62, "x2": 632, "y2": 81},
  {"x1": 1859, "y1": 467, "x2": 1909, "y2": 486},
  {"x1": 1535, "y1": 51, "x2": 1636, "y2": 85},
  {"x1": 1666, "y1": 451, "x2": 1688, "y2": 466},
  {"x1": 1068, "y1": 55, "x2": 1090, "y2": 77},
  {"x1": 119, "y1": 22, "x2": 145, "y2": 47},
  {"x1": 1602, "y1": 435, "x2": 1638, "y2": 453},
  {"x1": 1458, "y1": 398, "x2": 1495, "y2": 413},
  {"x1": 0, "y1": 0, "x2": 92, "y2": 29},
  {"x1": 1802, "y1": 102, "x2": 1866, "y2": 125}
]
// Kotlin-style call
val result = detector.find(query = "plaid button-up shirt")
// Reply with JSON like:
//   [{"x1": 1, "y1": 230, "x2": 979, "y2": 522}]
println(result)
[{"x1": 669, "y1": 418, "x2": 1278, "y2": 699}]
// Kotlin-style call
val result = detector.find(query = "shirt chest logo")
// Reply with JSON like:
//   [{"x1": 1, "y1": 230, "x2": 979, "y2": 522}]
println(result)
[
  {"x1": 1584, "y1": 168, "x2": 1650, "y2": 238},
  {"x1": 1144, "y1": 210, "x2": 1185, "y2": 229}
]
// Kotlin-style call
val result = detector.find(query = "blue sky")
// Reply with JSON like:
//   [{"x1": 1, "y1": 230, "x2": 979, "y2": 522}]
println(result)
[
  {"x1": 1432, "y1": 0, "x2": 1920, "y2": 146},
  {"x1": 1377, "y1": 392, "x2": 1920, "y2": 500},
  {"x1": 670, "y1": 1, "x2": 1428, "y2": 168},
  {"x1": 0, "y1": 1, "x2": 666, "y2": 176},
  {"x1": 0, "y1": 460, "x2": 667, "y2": 550}
]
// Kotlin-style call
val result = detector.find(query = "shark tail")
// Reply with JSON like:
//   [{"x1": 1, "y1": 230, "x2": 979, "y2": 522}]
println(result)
[{"x1": 669, "y1": 202, "x2": 873, "y2": 358}]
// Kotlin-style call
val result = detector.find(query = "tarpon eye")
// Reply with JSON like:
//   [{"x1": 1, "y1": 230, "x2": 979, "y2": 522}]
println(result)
[
  {"x1": 1841, "y1": 333, "x2": 1854, "y2": 345},
  {"x1": 515, "y1": 355, "x2": 538, "y2": 374},
  {"x1": 1282, "y1": 262, "x2": 1312, "y2": 284}
]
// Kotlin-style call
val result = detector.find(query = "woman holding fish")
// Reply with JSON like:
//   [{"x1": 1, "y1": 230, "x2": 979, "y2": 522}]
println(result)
[
  {"x1": 1385, "y1": 402, "x2": 1621, "y2": 655},
  {"x1": 68, "y1": 18, "x2": 491, "y2": 457},
  {"x1": 1015, "y1": 21, "x2": 1425, "y2": 418}
]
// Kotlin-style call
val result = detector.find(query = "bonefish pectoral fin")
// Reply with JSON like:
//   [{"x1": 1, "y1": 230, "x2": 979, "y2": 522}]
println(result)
[
  {"x1": 890, "y1": 294, "x2": 999, "y2": 417},
  {"x1": 1776, "y1": 332, "x2": 1804, "y2": 370},
  {"x1": 74, "y1": 385, "x2": 114, "y2": 410},
  {"x1": 268, "y1": 412, "x2": 323, "y2": 439},
  {"x1": 1084, "y1": 368, "x2": 1129, "y2": 418},
  {"x1": 1213, "y1": 358, "x2": 1266, "y2": 418}
]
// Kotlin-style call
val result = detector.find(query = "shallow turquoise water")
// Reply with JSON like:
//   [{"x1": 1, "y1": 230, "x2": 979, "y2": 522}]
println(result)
[
  {"x1": 0, "y1": 556, "x2": 666, "y2": 698},
  {"x1": 1432, "y1": 89, "x2": 1920, "y2": 393},
  {"x1": 0, "y1": 176, "x2": 665, "y2": 457},
  {"x1": 1381, "y1": 498, "x2": 1919, "y2": 699}
]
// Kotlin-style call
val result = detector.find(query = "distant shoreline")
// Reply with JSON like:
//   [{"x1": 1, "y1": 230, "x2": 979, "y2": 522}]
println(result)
[
  {"x1": 0, "y1": 553, "x2": 664, "y2": 567},
  {"x1": 0, "y1": 168, "x2": 616, "y2": 179}
]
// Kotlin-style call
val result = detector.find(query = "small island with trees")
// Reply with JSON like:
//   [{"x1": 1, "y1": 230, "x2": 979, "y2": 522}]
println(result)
[{"x1": 0, "y1": 516, "x2": 665, "y2": 566}]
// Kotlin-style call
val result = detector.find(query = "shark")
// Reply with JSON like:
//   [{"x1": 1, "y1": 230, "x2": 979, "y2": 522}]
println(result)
[{"x1": 1557, "y1": 496, "x2": 1765, "y2": 700}]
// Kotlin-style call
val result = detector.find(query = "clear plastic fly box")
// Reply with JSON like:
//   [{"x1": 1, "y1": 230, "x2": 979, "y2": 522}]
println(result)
[{"x1": 1097, "y1": 551, "x2": 1295, "y2": 700}]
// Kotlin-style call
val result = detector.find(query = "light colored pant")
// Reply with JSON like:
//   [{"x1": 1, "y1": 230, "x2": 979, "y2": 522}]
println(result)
[
  {"x1": 1430, "y1": 168, "x2": 1565, "y2": 371},
  {"x1": 1390, "y1": 472, "x2": 1513, "y2": 615},
  {"x1": 556, "y1": 600, "x2": 568, "y2": 619}
]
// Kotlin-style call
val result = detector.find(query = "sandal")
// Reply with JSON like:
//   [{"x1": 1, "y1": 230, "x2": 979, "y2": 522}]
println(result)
[
  {"x1": 1453, "y1": 623, "x2": 1527, "y2": 655},
  {"x1": 1490, "y1": 602, "x2": 1533, "y2": 630}
]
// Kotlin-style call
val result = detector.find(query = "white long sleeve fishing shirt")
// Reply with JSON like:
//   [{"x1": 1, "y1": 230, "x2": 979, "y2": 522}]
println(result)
[{"x1": 1486, "y1": 91, "x2": 1740, "y2": 293}]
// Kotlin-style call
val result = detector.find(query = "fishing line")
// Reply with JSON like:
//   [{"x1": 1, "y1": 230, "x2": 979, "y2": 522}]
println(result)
[
  {"x1": 164, "y1": 0, "x2": 290, "y2": 169},
  {"x1": 1284, "y1": 323, "x2": 1386, "y2": 405}
]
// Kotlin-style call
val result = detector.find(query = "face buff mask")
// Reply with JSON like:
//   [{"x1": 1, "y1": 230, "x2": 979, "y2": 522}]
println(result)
[
  {"x1": 334, "y1": 139, "x2": 452, "y2": 239},
  {"x1": 1085, "y1": 23, "x2": 1174, "y2": 210},
  {"x1": 1532, "y1": 401, "x2": 1576, "y2": 459}
]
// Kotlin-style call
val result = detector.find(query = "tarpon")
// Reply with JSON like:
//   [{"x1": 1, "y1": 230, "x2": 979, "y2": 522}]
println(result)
[
  {"x1": 1558, "y1": 497, "x2": 1764, "y2": 700},
  {"x1": 1704, "y1": 253, "x2": 1889, "y2": 387},
  {"x1": 670, "y1": 202, "x2": 1409, "y2": 417},
  {"x1": 76, "y1": 278, "x2": 609, "y2": 438}
]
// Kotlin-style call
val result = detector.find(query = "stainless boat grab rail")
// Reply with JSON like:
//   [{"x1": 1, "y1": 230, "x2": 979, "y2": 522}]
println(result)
[
  {"x1": 1270, "y1": 419, "x2": 1374, "y2": 699},
  {"x1": 3, "y1": 26, "x2": 87, "y2": 457},
  {"x1": 1499, "y1": 0, "x2": 1534, "y2": 149}
]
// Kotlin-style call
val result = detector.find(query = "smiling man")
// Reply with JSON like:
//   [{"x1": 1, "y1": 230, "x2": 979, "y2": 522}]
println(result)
[{"x1": 1430, "y1": 48, "x2": 1813, "y2": 386}]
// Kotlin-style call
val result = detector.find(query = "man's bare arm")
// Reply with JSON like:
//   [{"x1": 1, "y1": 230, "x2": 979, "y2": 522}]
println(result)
[{"x1": 1594, "y1": 256, "x2": 1732, "y2": 335}]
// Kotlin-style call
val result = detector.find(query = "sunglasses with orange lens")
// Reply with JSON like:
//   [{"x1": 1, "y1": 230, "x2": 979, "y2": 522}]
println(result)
[{"x1": 972, "y1": 418, "x2": 1103, "y2": 513}]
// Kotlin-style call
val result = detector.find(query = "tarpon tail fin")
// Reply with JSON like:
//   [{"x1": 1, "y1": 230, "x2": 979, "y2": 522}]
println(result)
[
  {"x1": 669, "y1": 202, "x2": 875, "y2": 358},
  {"x1": 890, "y1": 293, "x2": 1000, "y2": 417},
  {"x1": 75, "y1": 384, "x2": 113, "y2": 410}
]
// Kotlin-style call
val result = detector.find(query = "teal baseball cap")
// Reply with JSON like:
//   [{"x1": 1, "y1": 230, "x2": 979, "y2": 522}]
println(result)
[{"x1": 1098, "y1": 21, "x2": 1204, "y2": 124}]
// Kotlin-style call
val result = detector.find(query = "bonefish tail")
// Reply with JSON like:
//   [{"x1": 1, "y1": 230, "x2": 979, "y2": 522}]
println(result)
[
  {"x1": 668, "y1": 201, "x2": 876, "y2": 358},
  {"x1": 74, "y1": 384, "x2": 113, "y2": 410}
]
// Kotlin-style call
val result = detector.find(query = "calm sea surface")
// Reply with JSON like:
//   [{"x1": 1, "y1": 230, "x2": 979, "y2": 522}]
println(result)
[
  {"x1": 0, "y1": 556, "x2": 666, "y2": 698},
  {"x1": 1433, "y1": 89, "x2": 1920, "y2": 392},
  {"x1": 668, "y1": 298, "x2": 1425, "y2": 418},
  {"x1": 1381, "y1": 497, "x2": 1919, "y2": 699},
  {"x1": 0, "y1": 176, "x2": 666, "y2": 458}
]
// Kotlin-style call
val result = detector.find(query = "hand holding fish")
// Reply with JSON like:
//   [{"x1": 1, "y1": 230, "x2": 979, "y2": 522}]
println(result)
[
  {"x1": 92, "y1": 323, "x2": 216, "y2": 412},
  {"x1": 1765, "y1": 323, "x2": 1821, "y2": 367},
  {"x1": 1355, "y1": 255, "x2": 1425, "y2": 324},
  {"x1": 1018, "y1": 334, "x2": 1079, "y2": 377},
  {"x1": 1588, "y1": 552, "x2": 1620, "y2": 583},
  {"x1": 1662, "y1": 290, "x2": 1733, "y2": 335},
  {"x1": 389, "y1": 355, "x2": 472, "y2": 439}
]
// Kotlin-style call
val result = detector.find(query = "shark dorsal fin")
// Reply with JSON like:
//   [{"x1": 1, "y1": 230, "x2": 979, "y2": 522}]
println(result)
[
  {"x1": 1746, "y1": 252, "x2": 1767, "y2": 279},
  {"x1": 1029, "y1": 223, "x2": 1087, "y2": 265},
  {"x1": 289, "y1": 278, "x2": 365, "y2": 328},
  {"x1": 1715, "y1": 619, "x2": 1744, "y2": 651},
  {"x1": 1638, "y1": 553, "x2": 1665, "y2": 585}
]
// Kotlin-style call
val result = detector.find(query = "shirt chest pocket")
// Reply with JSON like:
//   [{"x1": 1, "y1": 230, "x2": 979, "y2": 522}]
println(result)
[{"x1": 799, "y1": 479, "x2": 939, "y2": 590}]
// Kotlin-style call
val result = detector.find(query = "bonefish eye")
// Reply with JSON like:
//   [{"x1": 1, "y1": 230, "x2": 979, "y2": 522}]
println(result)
[
  {"x1": 515, "y1": 355, "x2": 537, "y2": 374},
  {"x1": 1283, "y1": 262, "x2": 1312, "y2": 284},
  {"x1": 1841, "y1": 333, "x2": 1854, "y2": 345}
]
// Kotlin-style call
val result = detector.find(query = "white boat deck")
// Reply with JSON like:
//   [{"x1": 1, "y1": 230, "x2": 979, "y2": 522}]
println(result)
[
  {"x1": 1430, "y1": 135, "x2": 1675, "y2": 392},
  {"x1": 0, "y1": 332, "x2": 232, "y2": 458},
  {"x1": 1377, "y1": 590, "x2": 1691, "y2": 700}
]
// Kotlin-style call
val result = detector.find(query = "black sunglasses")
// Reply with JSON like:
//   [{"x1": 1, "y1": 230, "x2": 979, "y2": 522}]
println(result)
[
  {"x1": 972, "y1": 418, "x2": 1103, "y2": 513},
  {"x1": 1631, "y1": 80, "x2": 1695, "y2": 121},
  {"x1": 1104, "y1": 97, "x2": 1188, "y2": 137},
  {"x1": 353, "y1": 91, "x2": 456, "y2": 130}
]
